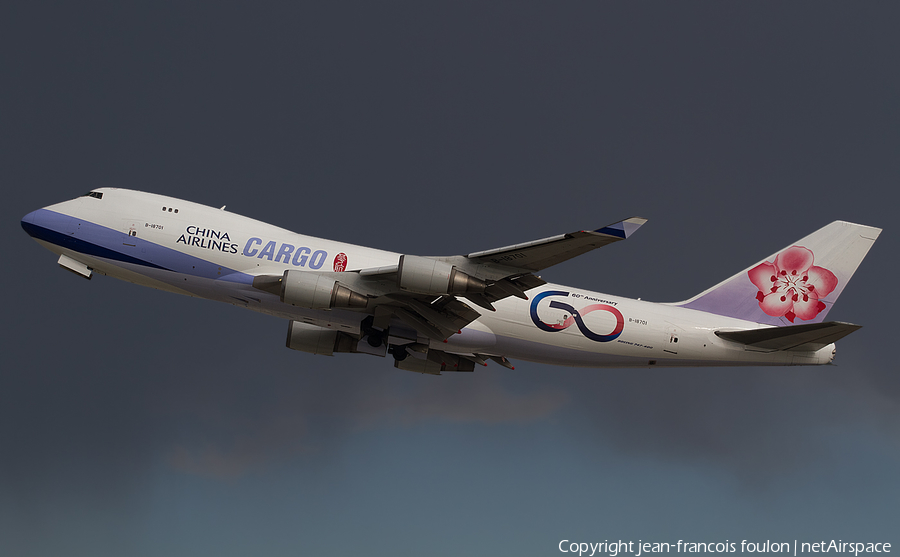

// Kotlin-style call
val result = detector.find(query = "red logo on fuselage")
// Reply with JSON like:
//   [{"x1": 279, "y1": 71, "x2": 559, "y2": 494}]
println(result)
[{"x1": 333, "y1": 253, "x2": 348, "y2": 272}]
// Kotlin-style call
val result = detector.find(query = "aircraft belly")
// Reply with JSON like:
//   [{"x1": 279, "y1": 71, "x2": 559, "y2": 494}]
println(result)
[
  {"x1": 487, "y1": 331, "x2": 802, "y2": 367},
  {"x1": 71, "y1": 252, "x2": 372, "y2": 331},
  {"x1": 440, "y1": 321, "x2": 498, "y2": 353}
]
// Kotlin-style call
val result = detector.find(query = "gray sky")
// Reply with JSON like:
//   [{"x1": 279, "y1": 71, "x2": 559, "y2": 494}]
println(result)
[{"x1": 2, "y1": 2, "x2": 898, "y2": 556}]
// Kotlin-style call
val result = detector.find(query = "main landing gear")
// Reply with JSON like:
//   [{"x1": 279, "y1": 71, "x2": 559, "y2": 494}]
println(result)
[
  {"x1": 388, "y1": 345, "x2": 408, "y2": 362},
  {"x1": 361, "y1": 315, "x2": 384, "y2": 347},
  {"x1": 361, "y1": 315, "x2": 410, "y2": 361}
]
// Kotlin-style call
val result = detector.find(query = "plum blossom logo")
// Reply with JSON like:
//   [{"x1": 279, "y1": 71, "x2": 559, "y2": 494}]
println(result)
[{"x1": 748, "y1": 246, "x2": 837, "y2": 322}]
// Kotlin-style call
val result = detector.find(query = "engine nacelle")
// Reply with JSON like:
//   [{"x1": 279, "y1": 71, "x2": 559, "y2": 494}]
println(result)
[
  {"x1": 286, "y1": 321, "x2": 359, "y2": 355},
  {"x1": 281, "y1": 270, "x2": 368, "y2": 310},
  {"x1": 397, "y1": 255, "x2": 486, "y2": 296},
  {"x1": 286, "y1": 320, "x2": 338, "y2": 355}
]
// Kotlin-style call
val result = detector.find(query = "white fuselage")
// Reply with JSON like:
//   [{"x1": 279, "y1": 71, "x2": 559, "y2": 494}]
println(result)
[{"x1": 23, "y1": 189, "x2": 834, "y2": 368}]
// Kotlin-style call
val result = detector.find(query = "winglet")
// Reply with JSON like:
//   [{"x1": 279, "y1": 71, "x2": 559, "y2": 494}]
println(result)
[{"x1": 595, "y1": 217, "x2": 647, "y2": 239}]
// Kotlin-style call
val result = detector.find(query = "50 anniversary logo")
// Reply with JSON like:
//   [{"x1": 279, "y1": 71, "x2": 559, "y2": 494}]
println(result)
[{"x1": 529, "y1": 290, "x2": 624, "y2": 342}]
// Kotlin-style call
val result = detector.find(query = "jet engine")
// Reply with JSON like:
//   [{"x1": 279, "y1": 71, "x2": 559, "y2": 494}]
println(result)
[
  {"x1": 397, "y1": 255, "x2": 487, "y2": 296},
  {"x1": 281, "y1": 270, "x2": 368, "y2": 310},
  {"x1": 286, "y1": 321, "x2": 359, "y2": 355}
]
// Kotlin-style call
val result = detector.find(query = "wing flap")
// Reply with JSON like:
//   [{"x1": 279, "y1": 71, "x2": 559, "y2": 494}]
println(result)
[
  {"x1": 715, "y1": 321, "x2": 861, "y2": 351},
  {"x1": 387, "y1": 294, "x2": 484, "y2": 340},
  {"x1": 394, "y1": 348, "x2": 477, "y2": 374}
]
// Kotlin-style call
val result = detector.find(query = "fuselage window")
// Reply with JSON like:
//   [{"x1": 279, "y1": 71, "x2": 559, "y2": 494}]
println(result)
[{"x1": 84, "y1": 192, "x2": 103, "y2": 199}]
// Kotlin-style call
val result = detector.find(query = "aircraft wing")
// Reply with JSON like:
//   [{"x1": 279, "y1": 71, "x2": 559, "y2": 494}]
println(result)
[
  {"x1": 465, "y1": 217, "x2": 647, "y2": 271},
  {"x1": 715, "y1": 321, "x2": 861, "y2": 351},
  {"x1": 254, "y1": 217, "x2": 646, "y2": 342}
]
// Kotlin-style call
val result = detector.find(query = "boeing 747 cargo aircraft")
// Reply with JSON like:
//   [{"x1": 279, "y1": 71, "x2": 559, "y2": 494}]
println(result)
[{"x1": 22, "y1": 189, "x2": 880, "y2": 374}]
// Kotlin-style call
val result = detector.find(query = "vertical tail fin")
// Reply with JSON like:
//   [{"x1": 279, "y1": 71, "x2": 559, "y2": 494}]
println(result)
[{"x1": 676, "y1": 221, "x2": 881, "y2": 326}]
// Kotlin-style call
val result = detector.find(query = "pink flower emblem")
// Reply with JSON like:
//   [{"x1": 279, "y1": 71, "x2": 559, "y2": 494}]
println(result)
[{"x1": 748, "y1": 246, "x2": 838, "y2": 322}]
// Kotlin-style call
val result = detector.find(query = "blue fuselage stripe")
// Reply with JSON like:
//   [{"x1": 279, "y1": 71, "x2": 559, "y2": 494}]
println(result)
[
  {"x1": 22, "y1": 220, "x2": 170, "y2": 271},
  {"x1": 22, "y1": 209, "x2": 253, "y2": 284}
]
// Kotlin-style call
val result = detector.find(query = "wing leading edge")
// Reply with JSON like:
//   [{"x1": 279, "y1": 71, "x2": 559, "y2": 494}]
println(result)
[{"x1": 465, "y1": 217, "x2": 647, "y2": 271}]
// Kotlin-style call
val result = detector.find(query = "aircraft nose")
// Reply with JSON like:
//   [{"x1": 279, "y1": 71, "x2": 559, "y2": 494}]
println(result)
[{"x1": 21, "y1": 209, "x2": 40, "y2": 236}]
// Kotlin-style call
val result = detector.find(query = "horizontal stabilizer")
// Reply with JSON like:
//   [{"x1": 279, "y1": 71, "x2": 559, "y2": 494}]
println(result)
[
  {"x1": 715, "y1": 321, "x2": 861, "y2": 351},
  {"x1": 466, "y1": 217, "x2": 647, "y2": 271}
]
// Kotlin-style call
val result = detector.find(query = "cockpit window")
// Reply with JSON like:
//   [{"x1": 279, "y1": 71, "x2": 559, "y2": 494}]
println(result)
[{"x1": 83, "y1": 191, "x2": 103, "y2": 199}]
